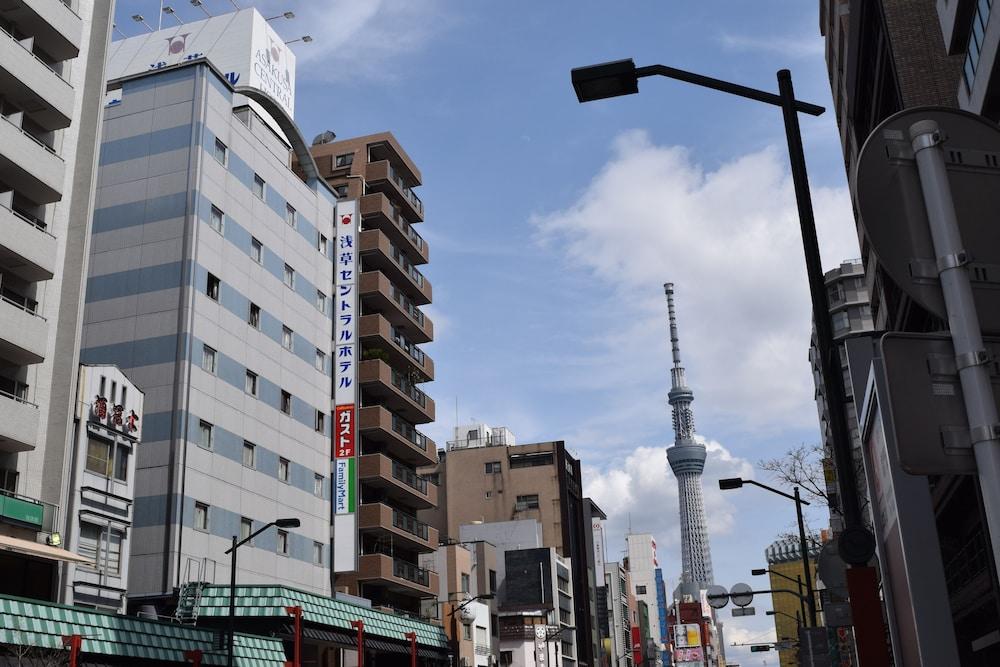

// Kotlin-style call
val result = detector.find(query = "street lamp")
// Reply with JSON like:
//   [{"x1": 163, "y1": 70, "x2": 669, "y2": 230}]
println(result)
[
  {"x1": 285, "y1": 36, "x2": 313, "y2": 45},
  {"x1": 570, "y1": 57, "x2": 874, "y2": 573},
  {"x1": 767, "y1": 609, "x2": 802, "y2": 627},
  {"x1": 162, "y1": 6, "x2": 183, "y2": 26},
  {"x1": 224, "y1": 517, "x2": 300, "y2": 667},
  {"x1": 131, "y1": 14, "x2": 152, "y2": 32},
  {"x1": 448, "y1": 592, "x2": 496, "y2": 618},
  {"x1": 190, "y1": 0, "x2": 212, "y2": 18},
  {"x1": 720, "y1": 479, "x2": 816, "y2": 627},
  {"x1": 265, "y1": 11, "x2": 295, "y2": 21},
  {"x1": 753, "y1": 568, "x2": 807, "y2": 625}
]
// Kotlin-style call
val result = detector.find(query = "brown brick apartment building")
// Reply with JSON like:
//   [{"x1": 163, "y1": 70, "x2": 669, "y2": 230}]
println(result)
[{"x1": 303, "y1": 132, "x2": 438, "y2": 615}]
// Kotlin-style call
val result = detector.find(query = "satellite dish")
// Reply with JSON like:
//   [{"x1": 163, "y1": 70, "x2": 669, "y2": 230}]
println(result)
[
  {"x1": 729, "y1": 583, "x2": 754, "y2": 607},
  {"x1": 458, "y1": 604, "x2": 477, "y2": 624},
  {"x1": 706, "y1": 585, "x2": 729, "y2": 609}
]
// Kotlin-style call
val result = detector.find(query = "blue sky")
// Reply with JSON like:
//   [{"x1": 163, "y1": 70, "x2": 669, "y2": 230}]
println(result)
[{"x1": 117, "y1": 1, "x2": 860, "y2": 661}]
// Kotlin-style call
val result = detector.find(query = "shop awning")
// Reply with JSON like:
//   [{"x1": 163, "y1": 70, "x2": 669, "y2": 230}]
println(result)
[{"x1": 0, "y1": 533, "x2": 92, "y2": 564}]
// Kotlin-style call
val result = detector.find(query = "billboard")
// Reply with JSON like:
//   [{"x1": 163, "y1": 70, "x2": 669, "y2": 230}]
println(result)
[
  {"x1": 674, "y1": 624, "x2": 701, "y2": 648},
  {"x1": 332, "y1": 200, "x2": 359, "y2": 572},
  {"x1": 106, "y1": 8, "x2": 296, "y2": 119}
]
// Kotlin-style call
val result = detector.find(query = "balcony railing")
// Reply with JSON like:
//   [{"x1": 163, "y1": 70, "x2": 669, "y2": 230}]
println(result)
[
  {"x1": 0, "y1": 377, "x2": 34, "y2": 406},
  {"x1": 1, "y1": 112, "x2": 62, "y2": 158},
  {"x1": 0, "y1": 489, "x2": 58, "y2": 532},
  {"x1": 0, "y1": 23, "x2": 71, "y2": 83},
  {"x1": 391, "y1": 326, "x2": 426, "y2": 365},
  {"x1": 390, "y1": 241, "x2": 425, "y2": 287},
  {"x1": 387, "y1": 202, "x2": 424, "y2": 251},
  {"x1": 392, "y1": 413, "x2": 428, "y2": 451},
  {"x1": 3, "y1": 202, "x2": 51, "y2": 234},
  {"x1": 392, "y1": 508, "x2": 430, "y2": 540},
  {"x1": 391, "y1": 460, "x2": 428, "y2": 494},
  {"x1": 391, "y1": 368, "x2": 427, "y2": 407},
  {"x1": 393, "y1": 558, "x2": 430, "y2": 586},
  {"x1": 387, "y1": 163, "x2": 423, "y2": 217},
  {"x1": 389, "y1": 283, "x2": 424, "y2": 326}
]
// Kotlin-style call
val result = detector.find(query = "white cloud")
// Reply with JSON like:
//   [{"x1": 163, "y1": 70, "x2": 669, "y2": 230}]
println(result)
[
  {"x1": 582, "y1": 440, "x2": 754, "y2": 571},
  {"x1": 719, "y1": 31, "x2": 824, "y2": 58},
  {"x1": 531, "y1": 130, "x2": 858, "y2": 436},
  {"x1": 254, "y1": 0, "x2": 449, "y2": 82}
]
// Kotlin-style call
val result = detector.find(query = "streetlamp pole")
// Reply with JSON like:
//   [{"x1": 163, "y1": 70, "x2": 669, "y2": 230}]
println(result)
[{"x1": 793, "y1": 487, "x2": 816, "y2": 628}]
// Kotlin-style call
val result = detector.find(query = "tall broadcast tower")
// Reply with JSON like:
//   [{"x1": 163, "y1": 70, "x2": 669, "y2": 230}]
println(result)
[{"x1": 664, "y1": 283, "x2": 715, "y2": 589}]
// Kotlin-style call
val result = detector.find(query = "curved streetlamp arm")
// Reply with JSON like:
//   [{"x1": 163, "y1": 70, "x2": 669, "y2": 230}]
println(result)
[{"x1": 742, "y1": 479, "x2": 808, "y2": 504}]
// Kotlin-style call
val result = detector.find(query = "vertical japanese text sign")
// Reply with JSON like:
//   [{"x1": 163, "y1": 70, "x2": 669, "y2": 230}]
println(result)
[{"x1": 333, "y1": 200, "x2": 359, "y2": 572}]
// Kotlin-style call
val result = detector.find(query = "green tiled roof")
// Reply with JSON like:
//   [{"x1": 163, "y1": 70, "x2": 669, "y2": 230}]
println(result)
[
  {"x1": 196, "y1": 585, "x2": 449, "y2": 648},
  {"x1": 0, "y1": 594, "x2": 287, "y2": 666}
]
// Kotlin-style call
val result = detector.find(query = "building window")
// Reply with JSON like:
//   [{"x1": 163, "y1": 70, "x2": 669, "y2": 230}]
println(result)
[
  {"x1": 78, "y1": 523, "x2": 101, "y2": 568},
  {"x1": 461, "y1": 573, "x2": 470, "y2": 593},
  {"x1": 515, "y1": 494, "x2": 539, "y2": 510},
  {"x1": 248, "y1": 302, "x2": 261, "y2": 329},
  {"x1": 206, "y1": 273, "x2": 220, "y2": 301},
  {"x1": 251, "y1": 237, "x2": 263, "y2": 263},
  {"x1": 194, "y1": 502, "x2": 209, "y2": 531},
  {"x1": 281, "y1": 390, "x2": 292, "y2": 414},
  {"x1": 315, "y1": 348, "x2": 326, "y2": 372},
  {"x1": 245, "y1": 370, "x2": 258, "y2": 396},
  {"x1": 314, "y1": 541, "x2": 324, "y2": 565},
  {"x1": 283, "y1": 264, "x2": 295, "y2": 288},
  {"x1": 282, "y1": 326, "x2": 294, "y2": 351},
  {"x1": 485, "y1": 491, "x2": 493, "y2": 499},
  {"x1": 277, "y1": 529, "x2": 289, "y2": 555},
  {"x1": 279, "y1": 457, "x2": 290, "y2": 483},
  {"x1": 253, "y1": 173, "x2": 265, "y2": 199},
  {"x1": 78, "y1": 523, "x2": 124, "y2": 574},
  {"x1": 114, "y1": 445, "x2": 129, "y2": 482},
  {"x1": 85, "y1": 439, "x2": 117, "y2": 478},
  {"x1": 636, "y1": 585, "x2": 647, "y2": 595},
  {"x1": 240, "y1": 517, "x2": 253, "y2": 542},
  {"x1": 832, "y1": 310, "x2": 850, "y2": 332},
  {"x1": 484, "y1": 461, "x2": 501, "y2": 474},
  {"x1": 285, "y1": 203, "x2": 297, "y2": 228},
  {"x1": 202, "y1": 345, "x2": 217, "y2": 374},
  {"x1": 315, "y1": 410, "x2": 325, "y2": 433},
  {"x1": 333, "y1": 184, "x2": 348, "y2": 198},
  {"x1": 489, "y1": 569, "x2": 497, "y2": 593},
  {"x1": 462, "y1": 625, "x2": 472, "y2": 641},
  {"x1": 314, "y1": 473, "x2": 324, "y2": 497},
  {"x1": 318, "y1": 233, "x2": 328, "y2": 255},
  {"x1": 210, "y1": 205, "x2": 224, "y2": 233},
  {"x1": 335, "y1": 153, "x2": 354, "y2": 168},
  {"x1": 198, "y1": 420, "x2": 213, "y2": 450},
  {"x1": 214, "y1": 138, "x2": 227, "y2": 165},
  {"x1": 242, "y1": 441, "x2": 256, "y2": 468},
  {"x1": 316, "y1": 290, "x2": 327, "y2": 314}
]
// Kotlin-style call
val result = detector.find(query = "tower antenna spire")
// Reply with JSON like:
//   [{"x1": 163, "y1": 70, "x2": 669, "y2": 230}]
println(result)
[{"x1": 663, "y1": 282, "x2": 715, "y2": 592}]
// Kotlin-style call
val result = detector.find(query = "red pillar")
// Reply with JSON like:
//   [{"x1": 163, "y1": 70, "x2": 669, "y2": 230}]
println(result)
[
  {"x1": 846, "y1": 566, "x2": 891, "y2": 666},
  {"x1": 405, "y1": 631, "x2": 417, "y2": 667},
  {"x1": 351, "y1": 619, "x2": 365, "y2": 667},
  {"x1": 184, "y1": 649, "x2": 204, "y2": 666},
  {"x1": 61, "y1": 635, "x2": 82, "y2": 667},
  {"x1": 285, "y1": 606, "x2": 303, "y2": 667}
]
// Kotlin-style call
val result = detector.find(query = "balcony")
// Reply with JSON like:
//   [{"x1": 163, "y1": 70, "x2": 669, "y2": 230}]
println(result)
[
  {"x1": 359, "y1": 406, "x2": 435, "y2": 467},
  {"x1": 0, "y1": 291, "x2": 48, "y2": 364},
  {"x1": 0, "y1": 203, "x2": 56, "y2": 280},
  {"x1": 359, "y1": 314, "x2": 434, "y2": 381},
  {"x1": 0, "y1": 0, "x2": 82, "y2": 61},
  {"x1": 360, "y1": 193, "x2": 428, "y2": 264},
  {"x1": 0, "y1": 387, "x2": 38, "y2": 452},
  {"x1": 0, "y1": 113, "x2": 65, "y2": 204},
  {"x1": 359, "y1": 359, "x2": 434, "y2": 424},
  {"x1": 358, "y1": 502, "x2": 438, "y2": 552},
  {"x1": 0, "y1": 490, "x2": 57, "y2": 532},
  {"x1": 359, "y1": 272, "x2": 433, "y2": 344},
  {"x1": 359, "y1": 229, "x2": 432, "y2": 305},
  {"x1": 357, "y1": 453, "x2": 437, "y2": 509},
  {"x1": 0, "y1": 24, "x2": 75, "y2": 131},
  {"x1": 355, "y1": 553, "x2": 437, "y2": 597},
  {"x1": 364, "y1": 160, "x2": 424, "y2": 222}
]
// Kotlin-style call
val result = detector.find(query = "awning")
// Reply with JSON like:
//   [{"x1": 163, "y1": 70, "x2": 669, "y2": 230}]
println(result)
[{"x1": 0, "y1": 533, "x2": 93, "y2": 564}]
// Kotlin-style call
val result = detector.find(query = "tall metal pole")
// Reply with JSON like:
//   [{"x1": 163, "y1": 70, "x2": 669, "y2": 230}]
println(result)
[
  {"x1": 793, "y1": 487, "x2": 817, "y2": 627},
  {"x1": 228, "y1": 535, "x2": 237, "y2": 667},
  {"x1": 796, "y1": 575, "x2": 807, "y2": 630},
  {"x1": 909, "y1": 119, "x2": 1000, "y2": 583}
]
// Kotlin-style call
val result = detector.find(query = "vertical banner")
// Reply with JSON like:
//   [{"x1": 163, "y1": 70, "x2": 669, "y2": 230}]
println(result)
[{"x1": 333, "y1": 200, "x2": 359, "y2": 573}]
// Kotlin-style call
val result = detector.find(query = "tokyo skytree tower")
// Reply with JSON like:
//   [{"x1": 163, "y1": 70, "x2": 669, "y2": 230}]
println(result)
[{"x1": 663, "y1": 283, "x2": 715, "y2": 588}]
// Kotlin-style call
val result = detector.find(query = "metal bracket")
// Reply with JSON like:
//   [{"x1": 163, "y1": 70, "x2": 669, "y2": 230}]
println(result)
[
  {"x1": 971, "y1": 423, "x2": 1000, "y2": 444},
  {"x1": 956, "y1": 349, "x2": 991, "y2": 371},
  {"x1": 941, "y1": 426, "x2": 972, "y2": 451},
  {"x1": 912, "y1": 130, "x2": 944, "y2": 152},
  {"x1": 938, "y1": 251, "x2": 971, "y2": 272}
]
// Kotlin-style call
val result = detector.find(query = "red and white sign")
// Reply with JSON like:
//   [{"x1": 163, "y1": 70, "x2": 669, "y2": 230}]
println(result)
[
  {"x1": 335, "y1": 405, "x2": 356, "y2": 458},
  {"x1": 631, "y1": 627, "x2": 642, "y2": 666}
]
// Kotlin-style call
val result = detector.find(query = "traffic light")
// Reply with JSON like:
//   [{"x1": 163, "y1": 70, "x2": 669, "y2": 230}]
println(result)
[{"x1": 750, "y1": 645, "x2": 771, "y2": 652}]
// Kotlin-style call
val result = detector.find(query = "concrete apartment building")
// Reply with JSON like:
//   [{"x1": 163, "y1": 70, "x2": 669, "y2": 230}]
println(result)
[
  {"x1": 0, "y1": 0, "x2": 114, "y2": 594},
  {"x1": 80, "y1": 10, "x2": 335, "y2": 607},
  {"x1": 305, "y1": 131, "x2": 438, "y2": 615},
  {"x1": 820, "y1": 0, "x2": 1000, "y2": 663},
  {"x1": 604, "y1": 561, "x2": 634, "y2": 667},
  {"x1": 501, "y1": 547, "x2": 577, "y2": 667},
  {"x1": 423, "y1": 423, "x2": 600, "y2": 667}
]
